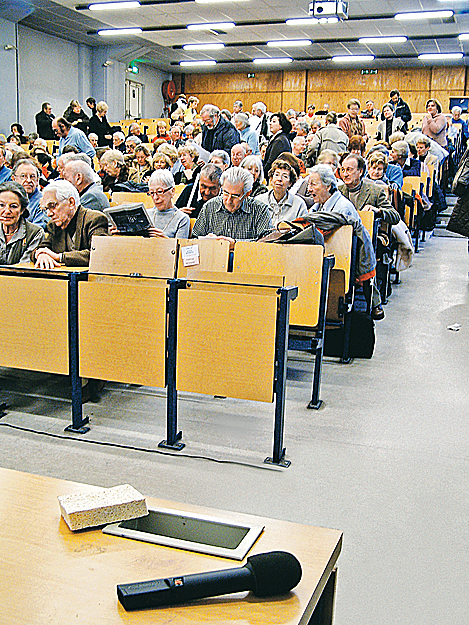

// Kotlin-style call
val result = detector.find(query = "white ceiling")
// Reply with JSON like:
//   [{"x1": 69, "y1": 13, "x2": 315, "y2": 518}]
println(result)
[{"x1": 17, "y1": 0, "x2": 469, "y2": 73}]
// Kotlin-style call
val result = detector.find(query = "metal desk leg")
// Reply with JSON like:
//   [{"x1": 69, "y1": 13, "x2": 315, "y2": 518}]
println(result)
[
  {"x1": 265, "y1": 286, "x2": 298, "y2": 468},
  {"x1": 308, "y1": 568, "x2": 338, "y2": 625},
  {"x1": 64, "y1": 273, "x2": 90, "y2": 434},
  {"x1": 309, "y1": 256, "x2": 334, "y2": 410},
  {"x1": 159, "y1": 279, "x2": 186, "y2": 451}
]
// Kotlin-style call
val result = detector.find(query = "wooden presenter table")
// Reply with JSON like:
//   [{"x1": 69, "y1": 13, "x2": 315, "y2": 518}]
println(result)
[{"x1": 0, "y1": 468, "x2": 343, "y2": 625}]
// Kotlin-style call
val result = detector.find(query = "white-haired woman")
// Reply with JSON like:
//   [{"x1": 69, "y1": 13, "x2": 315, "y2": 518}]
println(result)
[
  {"x1": 240, "y1": 155, "x2": 268, "y2": 197},
  {"x1": 32, "y1": 179, "x2": 108, "y2": 268},
  {"x1": 110, "y1": 170, "x2": 190, "y2": 239},
  {"x1": 175, "y1": 144, "x2": 202, "y2": 184}
]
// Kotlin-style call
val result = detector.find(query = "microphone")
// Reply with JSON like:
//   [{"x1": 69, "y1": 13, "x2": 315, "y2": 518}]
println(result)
[{"x1": 117, "y1": 550, "x2": 302, "y2": 610}]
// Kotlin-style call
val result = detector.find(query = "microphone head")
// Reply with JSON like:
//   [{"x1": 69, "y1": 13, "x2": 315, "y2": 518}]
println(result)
[{"x1": 246, "y1": 551, "x2": 302, "y2": 597}]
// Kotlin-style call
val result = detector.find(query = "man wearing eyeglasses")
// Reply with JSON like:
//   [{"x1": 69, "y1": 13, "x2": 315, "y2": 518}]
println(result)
[
  {"x1": 32, "y1": 179, "x2": 108, "y2": 268},
  {"x1": 191, "y1": 167, "x2": 273, "y2": 248},
  {"x1": 12, "y1": 160, "x2": 48, "y2": 229}
]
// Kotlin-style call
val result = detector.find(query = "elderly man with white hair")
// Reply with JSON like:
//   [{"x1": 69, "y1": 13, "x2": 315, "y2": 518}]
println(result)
[
  {"x1": 250, "y1": 102, "x2": 269, "y2": 142},
  {"x1": 32, "y1": 179, "x2": 108, "y2": 268},
  {"x1": 63, "y1": 159, "x2": 110, "y2": 212},
  {"x1": 191, "y1": 166, "x2": 272, "y2": 247},
  {"x1": 200, "y1": 104, "x2": 240, "y2": 155}
]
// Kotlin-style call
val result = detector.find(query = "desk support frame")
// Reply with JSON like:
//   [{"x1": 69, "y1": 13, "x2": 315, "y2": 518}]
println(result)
[
  {"x1": 159, "y1": 278, "x2": 186, "y2": 451},
  {"x1": 341, "y1": 234, "x2": 358, "y2": 364},
  {"x1": 265, "y1": 285, "x2": 298, "y2": 468},
  {"x1": 308, "y1": 256, "x2": 335, "y2": 410},
  {"x1": 65, "y1": 272, "x2": 90, "y2": 434}
]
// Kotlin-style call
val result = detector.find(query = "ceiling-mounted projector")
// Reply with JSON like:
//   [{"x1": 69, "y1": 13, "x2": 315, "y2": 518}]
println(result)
[{"x1": 309, "y1": 0, "x2": 348, "y2": 19}]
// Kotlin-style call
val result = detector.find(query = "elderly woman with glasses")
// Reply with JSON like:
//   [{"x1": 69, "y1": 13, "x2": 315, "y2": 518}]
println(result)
[
  {"x1": 256, "y1": 158, "x2": 308, "y2": 227},
  {"x1": 109, "y1": 170, "x2": 190, "y2": 239},
  {"x1": 0, "y1": 181, "x2": 44, "y2": 264},
  {"x1": 32, "y1": 179, "x2": 108, "y2": 268}
]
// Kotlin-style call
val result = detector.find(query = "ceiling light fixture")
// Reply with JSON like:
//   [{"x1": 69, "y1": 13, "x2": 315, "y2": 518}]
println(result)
[
  {"x1": 359, "y1": 36, "x2": 407, "y2": 44},
  {"x1": 418, "y1": 52, "x2": 463, "y2": 60},
  {"x1": 183, "y1": 43, "x2": 225, "y2": 50},
  {"x1": 187, "y1": 22, "x2": 235, "y2": 30},
  {"x1": 89, "y1": 1, "x2": 140, "y2": 9},
  {"x1": 267, "y1": 39, "x2": 312, "y2": 47},
  {"x1": 98, "y1": 27, "x2": 143, "y2": 35},
  {"x1": 179, "y1": 59, "x2": 217, "y2": 66},
  {"x1": 286, "y1": 16, "x2": 338, "y2": 26},
  {"x1": 332, "y1": 54, "x2": 375, "y2": 62},
  {"x1": 458, "y1": 33, "x2": 469, "y2": 40},
  {"x1": 195, "y1": 0, "x2": 248, "y2": 3},
  {"x1": 253, "y1": 57, "x2": 293, "y2": 64},
  {"x1": 394, "y1": 10, "x2": 453, "y2": 21}
]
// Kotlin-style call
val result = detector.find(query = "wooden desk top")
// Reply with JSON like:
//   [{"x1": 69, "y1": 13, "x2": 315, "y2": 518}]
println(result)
[
  {"x1": 0, "y1": 468, "x2": 342, "y2": 625},
  {"x1": 0, "y1": 263, "x2": 88, "y2": 276}
]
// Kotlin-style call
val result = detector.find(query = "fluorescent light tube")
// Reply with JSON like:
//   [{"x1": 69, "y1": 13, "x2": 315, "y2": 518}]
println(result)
[
  {"x1": 187, "y1": 22, "x2": 235, "y2": 30},
  {"x1": 267, "y1": 39, "x2": 312, "y2": 47},
  {"x1": 286, "y1": 17, "x2": 319, "y2": 26},
  {"x1": 89, "y1": 1, "x2": 140, "y2": 9},
  {"x1": 418, "y1": 52, "x2": 463, "y2": 60},
  {"x1": 253, "y1": 57, "x2": 293, "y2": 64},
  {"x1": 98, "y1": 27, "x2": 142, "y2": 35},
  {"x1": 332, "y1": 55, "x2": 374, "y2": 62},
  {"x1": 395, "y1": 10, "x2": 453, "y2": 20},
  {"x1": 183, "y1": 43, "x2": 225, "y2": 50},
  {"x1": 179, "y1": 60, "x2": 217, "y2": 66},
  {"x1": 359, "y1": 36, "x2": 407, "y2": 44}
]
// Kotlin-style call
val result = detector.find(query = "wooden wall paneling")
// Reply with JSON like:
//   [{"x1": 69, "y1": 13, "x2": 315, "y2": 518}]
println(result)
[
  {"x1": 430, "y1": 66, "x2": 465, "y2": 92},
  {"x1": 283, "y1": 70, "x2": 307, "y2": 92}
]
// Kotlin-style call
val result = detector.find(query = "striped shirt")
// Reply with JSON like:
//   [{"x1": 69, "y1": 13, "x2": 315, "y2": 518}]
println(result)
[{"x1": 191, "y1": 195, "x2": 273, "y2": 240}]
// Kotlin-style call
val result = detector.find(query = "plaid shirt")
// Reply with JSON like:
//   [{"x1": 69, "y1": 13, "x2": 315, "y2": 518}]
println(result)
[{"x1": 191, "y1": 195, "x2": 273, "y2": 240}]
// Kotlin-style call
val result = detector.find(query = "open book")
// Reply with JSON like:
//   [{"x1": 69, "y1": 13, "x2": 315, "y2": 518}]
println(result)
[{"x1": 104, "y1": 203, "x2": 152, "y2": 235}]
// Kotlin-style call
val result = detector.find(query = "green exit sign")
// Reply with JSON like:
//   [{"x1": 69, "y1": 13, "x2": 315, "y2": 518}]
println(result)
[{"x1": 361, "y1": 69, "x2": 378, "y2": 75}]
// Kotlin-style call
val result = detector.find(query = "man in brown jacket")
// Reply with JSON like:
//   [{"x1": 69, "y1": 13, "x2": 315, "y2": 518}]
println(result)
[{"x1": 32, "y1": 179, "x2": 108, "y2": 268}]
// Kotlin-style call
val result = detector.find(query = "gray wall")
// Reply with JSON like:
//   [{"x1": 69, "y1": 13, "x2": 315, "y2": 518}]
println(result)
[
  {"x1": 0, "y1": 19, "x2": 171, "y2": 137},
  {"x1": 0, "y1": 17, "x2": 18, "y2": 137}
]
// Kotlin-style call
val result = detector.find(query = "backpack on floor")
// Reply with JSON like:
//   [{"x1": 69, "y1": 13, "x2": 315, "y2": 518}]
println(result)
[{"x1": 324, "y1": 311, "x2": 376, "y2": 359}]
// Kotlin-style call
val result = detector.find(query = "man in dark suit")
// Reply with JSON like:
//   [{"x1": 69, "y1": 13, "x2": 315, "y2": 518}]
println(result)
[{"x1": 35, "y1": 102, "x2": 55, "y2": 140}]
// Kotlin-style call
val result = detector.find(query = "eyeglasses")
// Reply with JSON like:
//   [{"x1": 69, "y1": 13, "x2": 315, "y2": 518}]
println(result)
[
  {"x1": 16, "y1": 173, "x2": 38, "y2": 181},
  {"x1": 41, "y1": 201, "x2": 60, "y2": 213},
  {"x1": 222, "y1": 189, "x2": 245, "y2": 200},
  {"x1": 147, "y1": 187, "x2": 172, "y2": 198}
]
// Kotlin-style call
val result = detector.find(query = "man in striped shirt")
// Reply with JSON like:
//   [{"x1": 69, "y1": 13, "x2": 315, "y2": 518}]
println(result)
[{"x1": 191, "y1": 167, "x2": 273, "y2": 248}]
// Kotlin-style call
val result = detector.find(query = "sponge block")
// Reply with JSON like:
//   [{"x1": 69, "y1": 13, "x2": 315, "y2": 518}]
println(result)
[{"x1": 58, "y1": 484, "x2": 148, "y2": 531}]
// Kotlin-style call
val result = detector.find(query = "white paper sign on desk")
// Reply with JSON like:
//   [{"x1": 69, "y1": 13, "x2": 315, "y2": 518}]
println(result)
[{"x1": 182, "y1": 244, "x2": 200, "y2": 267}]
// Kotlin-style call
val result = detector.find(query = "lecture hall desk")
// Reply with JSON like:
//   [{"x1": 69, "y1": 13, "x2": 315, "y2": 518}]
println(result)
[{"x1": 0, "y1": 468, "x2": 343, "y2": 625}]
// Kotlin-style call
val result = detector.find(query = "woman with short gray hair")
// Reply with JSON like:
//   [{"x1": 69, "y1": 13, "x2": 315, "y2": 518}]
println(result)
[
  {"x1": 234, "y1": 113, "x2": 260, "y2": 155},
  {"x1": 240, "y1": 155, "x2": 268, "y2": 197}
]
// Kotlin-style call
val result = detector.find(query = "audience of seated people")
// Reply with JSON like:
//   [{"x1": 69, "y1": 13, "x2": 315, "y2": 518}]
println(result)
[{"x1": 2, "y1": 89, "x2": 460, "y2": 329}]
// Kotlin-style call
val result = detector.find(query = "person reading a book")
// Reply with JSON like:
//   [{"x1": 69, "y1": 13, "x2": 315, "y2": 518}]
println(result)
[{"x1": 109, "y1": 170, "x2": 190, "y2": 239}]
